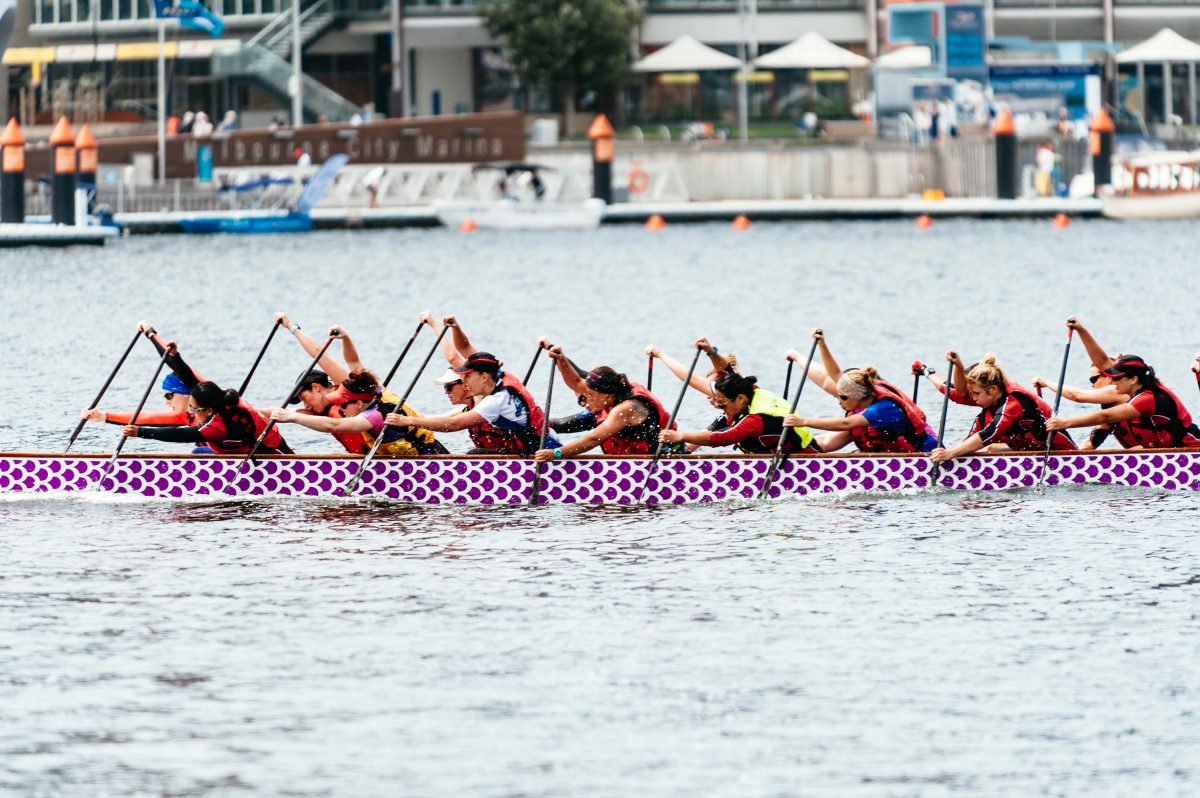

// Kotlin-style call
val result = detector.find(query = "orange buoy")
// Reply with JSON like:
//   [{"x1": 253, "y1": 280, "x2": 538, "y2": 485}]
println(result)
[
  {"x1": 645, "y1": 213, "x2": 666, "y2": 231},
  {"x1": 915, "y1": 214, "x2": 933, "y2": 229},
  {"x1": 1053, "y1": 213, "x2": 1070, "y2": 228},
  {"x1": 732, "y1": 214, "x2": 751, "y2": 230},
  {"x1": 459, "y1": 218, "x2": 478, "y2": 233}
]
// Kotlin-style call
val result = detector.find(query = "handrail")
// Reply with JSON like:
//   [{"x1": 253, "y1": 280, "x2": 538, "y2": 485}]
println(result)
[
  {"x1": 262, "y1": 0, "x2": 331, "y2": 52},
  {"x1": 246, "y1": 2, "x2": 293, "y2": 49}
]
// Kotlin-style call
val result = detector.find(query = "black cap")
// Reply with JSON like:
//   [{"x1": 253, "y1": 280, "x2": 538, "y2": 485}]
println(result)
[
  {"x1": 1101, "y1": 355, "x2": 1151, "y2": 380},
  {"x1": 288, "y1": 369, "x2": 333, "y2": 404},
  {"x1": 452, "y1": 351, "x2": 501, "y2": 376}
]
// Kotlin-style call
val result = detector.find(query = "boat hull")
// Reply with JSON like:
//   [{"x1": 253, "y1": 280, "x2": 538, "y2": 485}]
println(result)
[
  {"x1": 1101, "y1": 192, "x2": 1200, "y2": 220},
  {"x1": 177, "y1": 213, "x2": 314, "y2": 234},
  {"x1": 1, "y1": 452, "x2": 1197, "y2": 504},
  {"x1": 433, "y1": 199, "x2": 605, "y2": 230}
]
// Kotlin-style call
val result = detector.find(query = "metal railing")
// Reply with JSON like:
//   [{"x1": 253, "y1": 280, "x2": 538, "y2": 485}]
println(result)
[{"x1": 211, "y1": 43, "x2": 360, "y2": 121}]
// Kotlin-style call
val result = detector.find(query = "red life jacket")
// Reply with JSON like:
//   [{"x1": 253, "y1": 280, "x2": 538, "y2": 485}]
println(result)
[
  {"x1": 468, "y1": 372, "x2": 546, "y2": 455},
  {"x1": 1114, "y1": 382, "x2": 1200, "y2": 448},
  {"x1": 972, "y1": 383, "x2": 1074, "y2": 451},
  {"x1": 847, "y1": 380, "x2": 930, "y2": 453},
  {"x1": 326, "y1": 403, "x2": 371, "y2": 454},
  {"x1": 595, "y1": 382, "x2": 673, "y2": 455},
  {"x1": 200, "y1": 400, "x2": 286, "y2": 454}
]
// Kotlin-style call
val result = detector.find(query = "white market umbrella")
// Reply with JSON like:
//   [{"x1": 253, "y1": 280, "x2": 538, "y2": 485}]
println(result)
[
  {"x1": 1117, "y1": 28, "x2": 1200, "y2": 63},
  {"x1": 754, "y1": 31, "x2": 869, "y2": 70},
  {"x1": 633, "y1": 34, "x2": 742, "y2": 73},
  {"x1": 874, "y1": 45, "x2": 932, "y2": 69}
]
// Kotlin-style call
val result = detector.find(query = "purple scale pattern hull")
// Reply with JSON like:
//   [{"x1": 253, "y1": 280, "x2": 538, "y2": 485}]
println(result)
[{"x1": 1, "y1": 452, "x2": 1199, "y2": 504}]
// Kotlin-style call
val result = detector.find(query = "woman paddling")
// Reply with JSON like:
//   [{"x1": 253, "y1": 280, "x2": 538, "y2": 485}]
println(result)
[
  {"x1": 657, "y1": 372, "x2": 818, "y2": 455},
  {"x1": 1046, "y1": 355, "x2": 1200, "y2": 449},
  {"x1": 532, "y1": 346, "x2": 672, "y2": 462},
  {"x1": 929, "y1": 355, "x2": 1075, "y2": 463},
  {"x1": 271, "y1": 368, "x2": 449, "y2": 456},
  {"x1": 782, "y1": 329, "x2": 937, "y2": 453},
  {"x1": 272, "y1": 314, "x2": 440, "y2": 455},
  {"x1": 79, "y1": 373, "x2": 217, "y2": 453},
  {"x1": 123, "y1": 341, "x2": 291, "y2": 455},
  {"x1": 1033, "y1": 367, "x2": 1138, "y2": 449}
]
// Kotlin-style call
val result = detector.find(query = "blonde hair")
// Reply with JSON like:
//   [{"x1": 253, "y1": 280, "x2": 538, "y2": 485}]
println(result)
[
  {"x1": 966, "y1": 355, "x2": 1008, "y2": 391},
  {"x1": 837, "y1": 366, "x2": 881, "y2": 400}
]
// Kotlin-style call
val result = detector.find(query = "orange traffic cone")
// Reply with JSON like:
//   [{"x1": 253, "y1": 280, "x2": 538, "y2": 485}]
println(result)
[
  {"x1": 732, "y1": 214, "x2": 751, "y2": 230},
  {"x1": 459, "y1": 218, "x2": 478, "y2": 233},
  {"x1": 915, "y1": 214, "x2": 933, "y2": 230},
  {"x1": 645, "y1": 214, "x2": 666, "y2": 231}
]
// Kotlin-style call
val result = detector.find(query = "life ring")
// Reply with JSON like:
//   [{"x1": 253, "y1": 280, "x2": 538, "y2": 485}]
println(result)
[{"x1": 627, "y1": 165, "x2": 650, "y2": 194}]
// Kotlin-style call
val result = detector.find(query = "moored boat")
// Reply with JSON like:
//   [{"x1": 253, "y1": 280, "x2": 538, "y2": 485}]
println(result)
[
  {"x1": 2, "y1": 451, "x2": 1197, "y2": 504},
  {"x1": 433, "y1": 198, "x2": 606, "y2": 231},
  {"x1": 1101, "y1": 151, "x2": 1200, "y2": 220}
]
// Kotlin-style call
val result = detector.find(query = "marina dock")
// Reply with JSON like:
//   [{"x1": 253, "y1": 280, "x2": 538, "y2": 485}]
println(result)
[{"x1": 0, "y1": 222, "x2": 120, "y2": 247}]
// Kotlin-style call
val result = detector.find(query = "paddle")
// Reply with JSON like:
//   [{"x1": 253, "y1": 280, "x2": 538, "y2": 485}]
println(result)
[
  {"x1": 528, "y1": 360, "x2": 556, "y2": 505},
  {"x1": 97, "y1": 342, "x2": 172, "y2": 483},
  {"x1": 911, "y1": 361, "x2": 923, "y2": 404},
  {"x1": 929, "y1": 358, "x2": 956, "y2": 487},
  {"x1": 67, "y1": 327, "x2": 145, "y2": 452},
  {"x1": 383, "y1": 322, "x2": 425, "y2": 387},
  {"x1": 237, "y1": 319, "x2": 283, "y2": 396},
  {"x1": 521, "y1": 342, "x2": 544, "y2": 386},
  {"x1": 342, "y1": 325, "x2": 451, "y2": 496},
  {"x1": 637, "y1": 345, "x2": 703, "y2": 501},
  {"x1": 1039, "y1": 327, "x2": 1074, "y2": 488},
  {"x1": 783, "y1": 357, "x2": 794, "y2": 399},
  {"x1": 646, "y1": 354, "x2": 654, "y2": 392},
  {"x1": 239, "y1": 335, "x2": 336, "y2": 468},
  {"x1": 758, "y1": 336, "x2": 819, "y2": 500}
]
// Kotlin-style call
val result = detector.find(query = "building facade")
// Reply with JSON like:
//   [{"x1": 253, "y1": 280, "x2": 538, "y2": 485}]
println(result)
[{"x1": 3, "y1": 0, "x2": 1200, "y2": 127}]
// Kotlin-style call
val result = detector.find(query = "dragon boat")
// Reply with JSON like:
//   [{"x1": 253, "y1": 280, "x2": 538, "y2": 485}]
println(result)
[{"x1": 1, "y1": 450, "x2": 1198, "y2": 504}]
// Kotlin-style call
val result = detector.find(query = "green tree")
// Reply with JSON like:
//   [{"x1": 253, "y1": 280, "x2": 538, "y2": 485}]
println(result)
[{"x1": 480, "y1": 0, "x2": 642, "y2": 132}]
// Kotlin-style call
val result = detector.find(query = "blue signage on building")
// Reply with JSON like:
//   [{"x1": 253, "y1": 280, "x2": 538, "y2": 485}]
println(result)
[{"x1": 946, "y1": 4, "x2": 987, "y2": 82}]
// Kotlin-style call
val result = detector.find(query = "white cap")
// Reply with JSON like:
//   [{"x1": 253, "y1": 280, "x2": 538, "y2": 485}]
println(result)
[{"x1": 433, "y1": 369, "x2": 463, "y2": 386}]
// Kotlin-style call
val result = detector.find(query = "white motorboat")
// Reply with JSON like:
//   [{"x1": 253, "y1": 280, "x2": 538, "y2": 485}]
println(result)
[
  {"x1": 1101, "y1": 151, "x2": 1200, "y2": 220},
  {"x1": 434, "y1": 197, "x2": 606, "y2": 230}
]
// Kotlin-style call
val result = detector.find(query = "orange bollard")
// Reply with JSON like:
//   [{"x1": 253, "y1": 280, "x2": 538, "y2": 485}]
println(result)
[
  {"x1": 645, "y1": 214, "x2": 666, "y2": 231},
  {"x1": 49, "y1": 117, "x2": 76, "y2": 225},
  {"x1": 732, "y1": 214, "x2": 751, "y2": 230},
  {"x1": 459, "y1": 218, "x2": 478, "y2": 233},
  {"x1": 1053, "y1": 213, "x2": 1070, "y2": 228},
  {"x1": 915, "y1": 214, "x2": 933, "y2": 229},
  {"x1": 1, "y1": 118, "x2": 25, "y2": 223}
]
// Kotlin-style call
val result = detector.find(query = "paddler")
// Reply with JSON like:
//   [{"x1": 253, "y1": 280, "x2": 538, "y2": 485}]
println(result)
[
  {"x1": 782, "y1": 329, "x2": 937, "y2": 453},
  {"x1": 531, "y1": 345, "x2": 672, "y2": 462},
  {"x1": 271, "y1": 313, "x2": 441, "y2": 455},
  {"x1": 80, "y1": 373, "x2": 215, "y2": 454},
  {"x1": 122, "y1": 339, "x2": 291, "y2": 455},
  {"x1": 658, "y1": 372, "x2": 819, "y2": 455},
  {"x1": 271, "y1": 368, "x2": 449, "y2": 456},
  {"x1": 1033, "y1": 367, "x2": 1137, "y2": 449},
  {"x1": 385, "y1": 350, "x2": 557, "y2": 456},
  {"x1": 930, "y1": 355, "x2": 1075, "y2": 463},
  {"x1": 1046, "y1": 355, "x2": 1200, "y2": 448}
]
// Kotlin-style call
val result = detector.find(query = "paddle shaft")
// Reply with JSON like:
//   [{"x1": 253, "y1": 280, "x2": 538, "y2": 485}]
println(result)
[
  {"x1": 1039, "y1": 329, "x2": 1074, "y2": 486},
  {"x1": 242, "y1": 335, "x2": 336, "y2": 464},
  {"x1": 647, "y1": 355, "x2": 654, "y2": 392},
  {"x1": 913, "y1": 372, "x2": 920, "y2": 404},
  {"x1": 529, "y1": 363, "x2": 556, "y2": 505},
  {"x1": 758, "y1": 337, "x2": 819, "y2": 499},
  {"x1": 344, "y1": 325, "x2": 451, "y2": 495},
  {"x1": 67, "y1": 328, "x2": 145, "y2": 452},
  {"x1": 522, "y1": 343, "x2": 543, "y2": 386},
  {"x1": 383, "y1": 323, "x2": 425, "y2": 387},
  {"x1": 238, "y1": 320, "x2": 283, "y2": 396},
  {"x1": 783, "y1": 359, "x2": 794, "y2": 399},
  {"x1": 929, "y1": 360, "x2": 957, "y2": 485},
  {"x1": 639, "y1": 346, "x2": 704, "y2": 499},
  {"x1": 100, "y1": 345, "x2": 172, "y2": 478}
]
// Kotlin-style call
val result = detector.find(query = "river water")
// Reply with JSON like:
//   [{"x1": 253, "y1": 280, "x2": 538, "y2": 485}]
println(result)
[{"x1": 1, "y1": 221, "x2": 1198, "y2": 796}]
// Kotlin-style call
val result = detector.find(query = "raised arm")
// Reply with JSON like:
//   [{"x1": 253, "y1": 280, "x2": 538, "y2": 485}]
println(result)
[
  {"x1": 646, "y1": 345, "x2": 712, "y2": 397},
  {"x1": 1066, "y1": 316, "x2": 1115, "y2": 371},
  {"x1": 548, "y1": 346, "x2": 588, "y2": 395},
  {"x1": 421, "y1": 312, "x2": 465, "y2": 368},
  {"x1": 442, "y1": 315, "x2": 477, "y2": 358},
  {"x1": 329, "y1": 326, "x2": 364, "y2": 373},
  {"x1": 946, "y1": 349, "x2": 969, "y2": 396},
  {"x1": 274, "y1": 312, "x2": 348, "y2": 383},
  {"x1": 695, "y1": 337, "x2": 735, "y2": 374}
]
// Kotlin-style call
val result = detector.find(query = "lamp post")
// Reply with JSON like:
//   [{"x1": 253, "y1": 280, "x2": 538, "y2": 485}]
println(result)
[
  {"x1": 390, "y1": 0, "x2": 406, "y2": 117},
  {"x1": 291, "y1": 0, "x2": 303, "y2": 125}
]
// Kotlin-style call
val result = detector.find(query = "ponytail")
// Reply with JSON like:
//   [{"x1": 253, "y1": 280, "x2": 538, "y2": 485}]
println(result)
[{"x1": 966, "y1": 355, "x2": 1008, "y2": 392}]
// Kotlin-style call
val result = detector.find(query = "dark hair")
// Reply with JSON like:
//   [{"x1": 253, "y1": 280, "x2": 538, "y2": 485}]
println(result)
[
  {"x1": 342, "y1": 368, "x2": 381, "y2": 396},
  {"x1": 713, "y1": 372, "x2": 756, "y2": 403},
  {"x1": 192, "y1": 380, "x2": 239, "y2": 410},
  {"x1": 585, "y1": 366, "x2": 631, "y2": 397}
]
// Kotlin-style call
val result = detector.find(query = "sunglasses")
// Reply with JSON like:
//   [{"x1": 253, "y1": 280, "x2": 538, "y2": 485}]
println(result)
[
  {"x1": 1088, "y1": 375, "x2": 1101, "y2": 385},
  {"x1": 442, "y1": 381, "x2": 462, "y2": 393},
  {"x1": 164, "y1": 392, "x2": 175, "y2": 400},
  {"x1": 838, "y1": 394, "x2": 850, "y2": 401}
]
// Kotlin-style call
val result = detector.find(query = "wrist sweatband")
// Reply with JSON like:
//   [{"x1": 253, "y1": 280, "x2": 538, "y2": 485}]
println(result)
[{"x1": 553, "y1": 448, "x2": 563, "y2": 460}]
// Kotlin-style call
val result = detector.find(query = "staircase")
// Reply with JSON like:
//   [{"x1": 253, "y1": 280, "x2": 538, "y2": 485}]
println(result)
[{"x1": 212, "y1": 0, "x2": 359, "y2": 123}]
